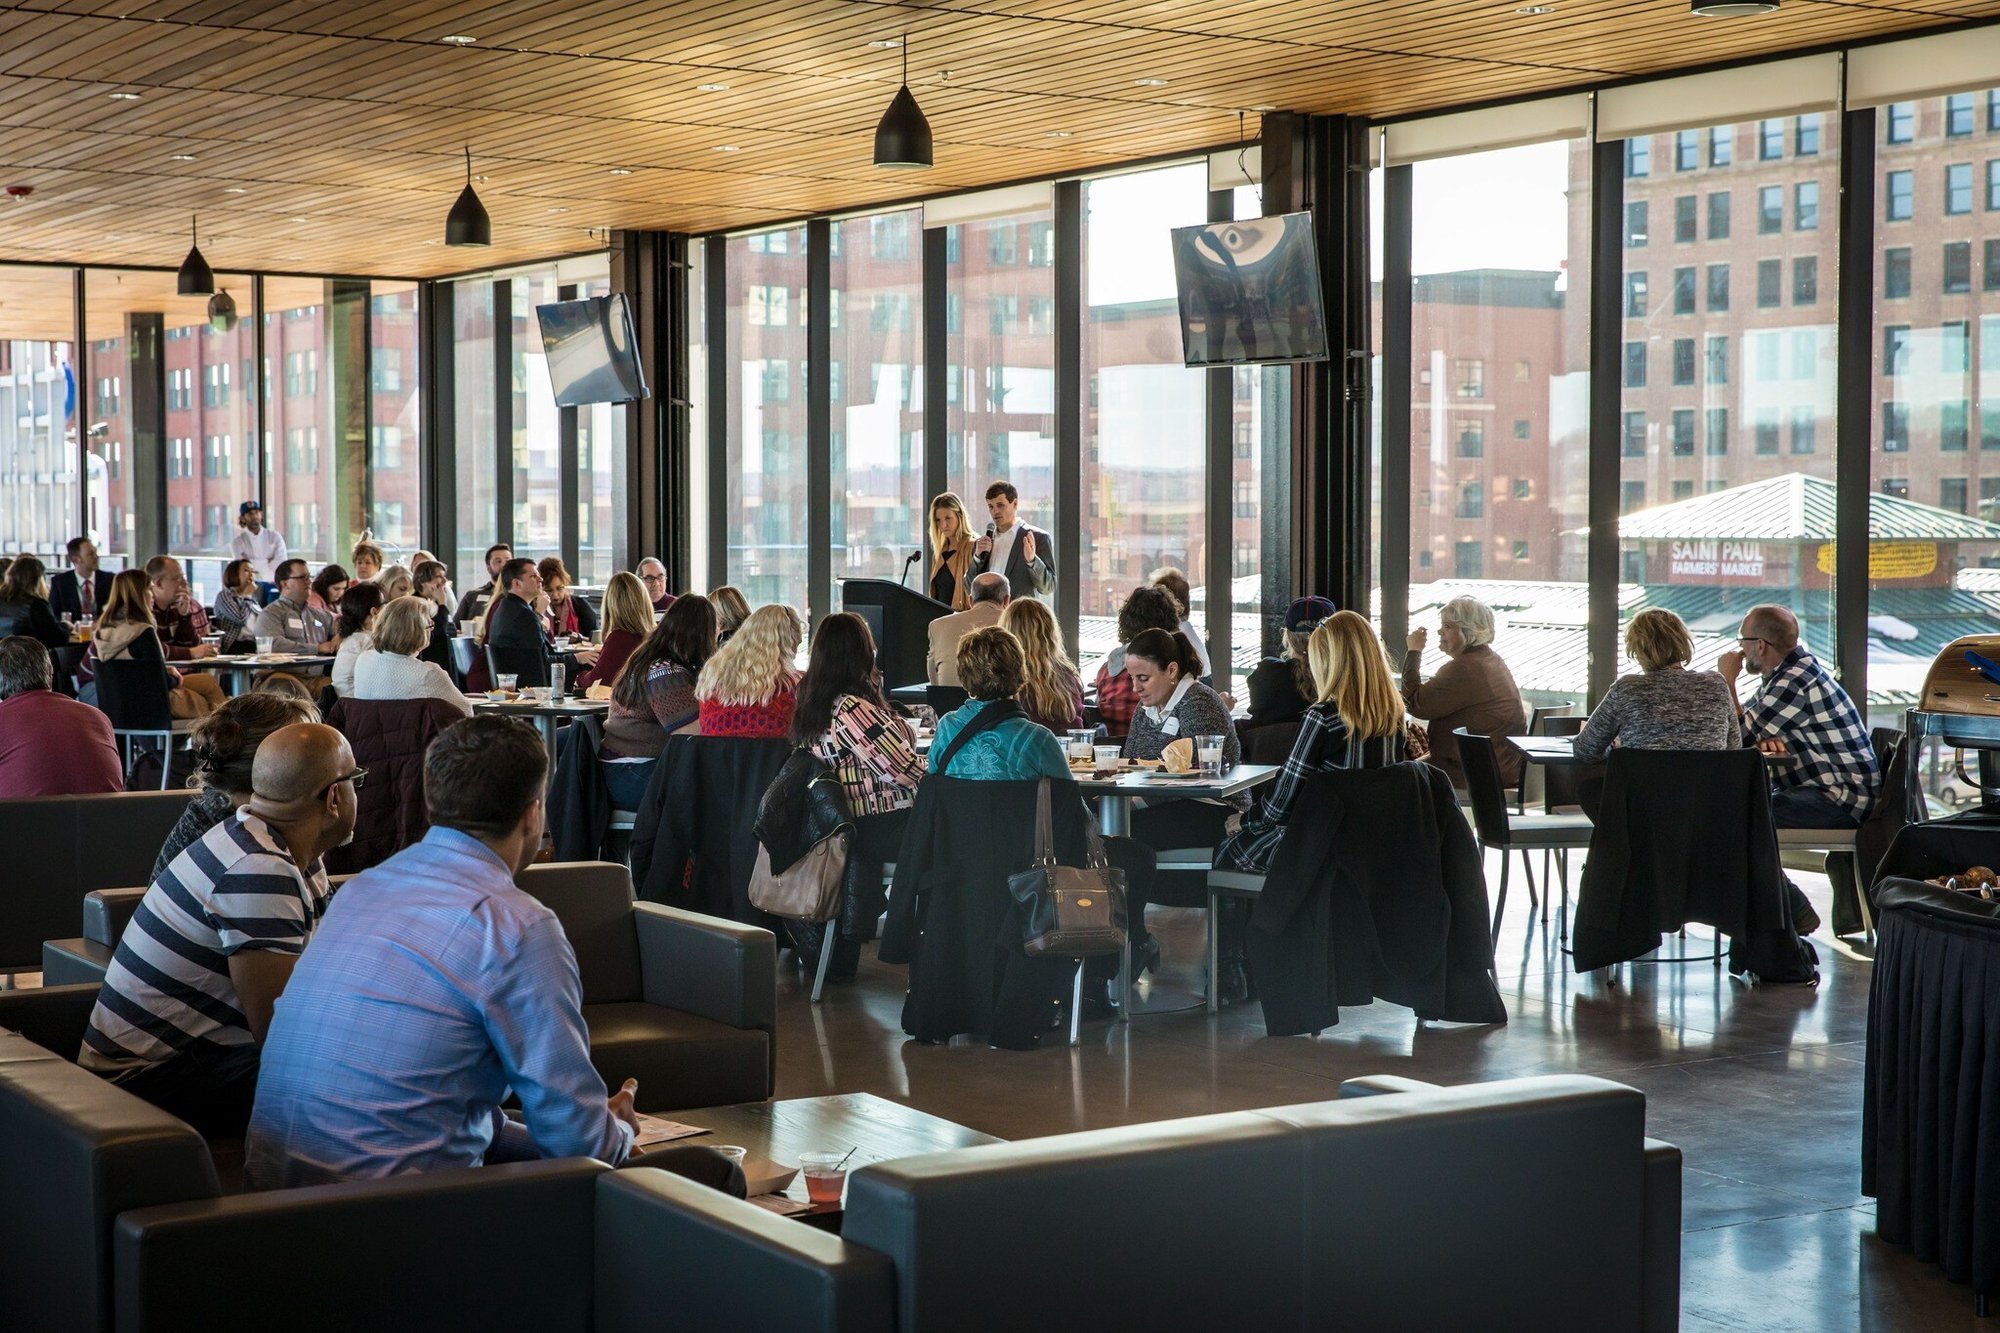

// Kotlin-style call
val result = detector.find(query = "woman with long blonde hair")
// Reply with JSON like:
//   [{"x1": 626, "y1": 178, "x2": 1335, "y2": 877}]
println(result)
[
  {"x1": 998, "y1": 598, "x2": 1082, "y2": 732},
  {"x1": 707, "y1": 584, "x2": 752, "y2": 642},
  {"x1": 578, "y1": 571, "x2": 657, "y2": 691},
  {"x1": 927, "y1": 492, "x2": 975, "y2": 610},
  {"x1": 1216, "y1": 611, "x2": 1405, "y2": 874},
  {"x1": 694, "y1": 602, "x2": 803, "y2": 738}
]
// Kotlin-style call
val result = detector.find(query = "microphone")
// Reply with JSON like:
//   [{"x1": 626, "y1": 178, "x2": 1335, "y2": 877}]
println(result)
[
  {"x1": 900, "y1": 548, "x2": 921, "y2": 589},
  {"x1": 979, "y1": 521, "x2": 995, "y2": 568}
]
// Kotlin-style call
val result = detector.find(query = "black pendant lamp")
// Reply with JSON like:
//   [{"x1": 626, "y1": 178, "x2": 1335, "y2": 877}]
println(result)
[
  {"x1": 445, "y1": 146, "x2": 492, "y2": 247},
  {"x1": 873, "y1": 36, "x2": 933, "y2": 169},
  {"x1": 175, "y1": 214, "x2": 214, "y2": 296}
]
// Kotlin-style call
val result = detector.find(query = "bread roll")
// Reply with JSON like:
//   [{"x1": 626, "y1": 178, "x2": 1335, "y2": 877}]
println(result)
[{"x1": 1162, "y1": 737, "x2": 1195, "y2": 773}]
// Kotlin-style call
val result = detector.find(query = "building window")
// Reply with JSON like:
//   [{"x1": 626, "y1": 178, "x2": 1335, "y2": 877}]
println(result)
[
  {"x1": 1675, "y1": 130, "x2": 1699, "y2": 170},
  {"x1": 1885, "y1": 247, "x2": 1912, "y2": 298},
  {"x1": 369, "y1": 425, "x2": 403, "y2": 468},
  {"x1": 1457, "y1": 421, "x2": 1484, "y2": 458},
  {"x1": 1883, "y1": 324, "x2": 1910, "y2": 376},
  {"x1": 1454, "y1": 540, "x2": 1483, "y2": 578},
  {"x1": 1454, "y1": 358, "x2": 1485, "y2": 397},
  {"x1": 1944, "y1": 478, "x2": 1970, "y2": 514},
  {"x1": 1792, "y1": 330, "x2": 1818, "y2": 381},
  {"x1": 1948, "y1": 93, "x2": 1976, "y2": 137},
  {"x1": 1886, "y1": 102, "x2": 1915, "y2": 143},
  {"x1": 1986, "y1": 240, "x2": 2000, "y2": 291},
  {"x1": 1757, "y1": 184, "x2": 1782, "y2": 234},
  {"x1": 1626, "y1": 272, "x2": 1648, "y2": 317},
  {"x1": 1625, "y1": 201, "x2": 1648, "y2": 247},
  {"x1": 1674, "y1": 195, "x2": 1697, "y2": 243},
  {"x1": 1625, "y1": 138, "x2": 1650, "y2": 178},
  {"x1": 1944, "y1": 400, "x2": 1971, "y2": 452},
  {"x1": 1948, "y1": 163, "x2": 1975, "y2": 215},
  {"x1": 1707, "y1": 263, "x2": 1730, "y2": 311},
  {"x1": 747, "y1": 284, "x2": 788, "y2": 326},
  {"x1": 1672, "y1": 267, "x2": 1696, "y2": 315},
  {"x1": 760, "y1": 360, "x2": 790, "y2": 401},
  {"x1": 1709, "y1": 126, "x2": 1733, "y2": 166},
  {"x1": 868, "y1": 213, "x2": 912, "y2": 260},
  {"x1": 1621, "y1": 481, "x2": 1646, "y2": 514},
  {"x1": 1706, "y1": 335, "x2": 1730, "y2": 385},
  {"x1": 1513, "y1": 419, "x2": 1530, "y2": 440},
  {"x1": 1513, "y1": 477, "x2": 1531, "y2": 498},
  {"x1": 1512, "y1": 539, "x2": 1531, "y2": 561},
  {"x1": 1882, "y1": 401, "x2": 1909, "y2": 451},
  {"x1": 1753, "y1": 331, "x2": 1780, "y2": 382},
  {"x1": 1886, "y1": 170, "x2": 1914, "y2": 221},
  {"x1": 1622, "y1": 411, "x2": 1647, "y2": 457},
  {"x1": 1672, "y1": 480, "x2": 1695, "y2": 502},
  {"x1": 1882, "y1": 477, "x2": 1910, "y2": 500},
  {"x1": 1790, "y1": 406, "x2": 1817, "y2": 455},
  {"x1": 1794, "y1": 181, "x2": 1819, "y2": 230},
  {"x1": 1759, "y1": 119, "x2": 1783, "y2": 160},
  {"x1": 1707, "y1": 191, "x2": 1731, "y2": 240},
  {"x1": 1793, "y1": 256, "x2": 1818, "y2": 305},
  {"x1": 1755, "y1": 407, "x2": 1780, "y2": 455},
  {"x1": 1624, "y1": 341, "x2": 1647, "y2": 388},
  {"x1": 1027, "y1": 221, "x2": 1054, "y2": 267},
  {"x1": 1947, "y1": 241, "x2": 1974, "y2": 294},
  {"x1": 1705, "y1": 407, "x2": 1729, "y2": 456},
  {"x1": 1757, "y1": 259, "x2": 1782, "y2": 308},
  {"x1": 1944, "y1": 320, "x2": 1971, "y2": 372},
  {"x1": 1456, "y1": 481, "x2": 1483, "y2": 519},
  {"x1": 1984, "y1": 405, "x2": 2000, "y2": 450},
  {"x1": 1989, "y1": 161, "x2": 2000, "y2": 211},
  {"x1": 988, "y1": 226, "x2": 1018, "y2": 265},
  {"x1": 1795, "y1": 114, "x2": 1821, "y2": 156},
  {"x1": 1672, "y1": 338, "x2": 1696, "y2": 386},
  {"x1": 1671, "y1": 408, "x2": 1695, "y2": 456}
]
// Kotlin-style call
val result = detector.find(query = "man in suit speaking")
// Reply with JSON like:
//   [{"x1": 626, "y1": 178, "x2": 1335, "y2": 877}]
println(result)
[{"x1": 966, "y1": 480, "x2": 1054, "y2": 603}]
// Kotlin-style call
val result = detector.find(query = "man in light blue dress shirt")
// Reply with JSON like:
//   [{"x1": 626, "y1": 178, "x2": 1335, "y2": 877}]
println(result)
[{"x1": 245, "y1": 716, "x2": 638, "y2": 1189}]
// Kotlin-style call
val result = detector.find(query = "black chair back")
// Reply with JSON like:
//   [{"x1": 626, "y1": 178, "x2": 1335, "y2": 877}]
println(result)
[
  {"x1": 487, "y1": 640, "x2": 549, "y2": 689},
  {"x1": 925, "y1": 684, "x2": 968, "y2": 715},
  {"x1": 49, "y1": 643, "x2": 85, "y2": 698},
  {"x1": 94, "y1": 658, "x2": 174, "y2": 731},
  {"x1": 1454, "y1": 727, "x2": 1515, "y2": 847},
  {"x1": 450, "y1": 636, "x2": 478, "y2": 682},
  {"x1": 1540, "y1": 714, "x2": 1588, "y2": 812}
]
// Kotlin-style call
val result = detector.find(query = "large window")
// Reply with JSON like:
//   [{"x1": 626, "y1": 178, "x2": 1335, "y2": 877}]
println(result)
[
  {"x1": 453, "y1": 280, "x2": 498, "y2": 582},
  {"x1": 1618, "y1": 118, "x2": 1840, "y2": 686},
  {"x1": 1080, "y1": 163, "x2": 1210, "y2": 675},
  {"x1": 368, "y1": 281, "x2": 421, "y2": 557},
  {"x1": 1403, "y1": 139, "x2": 1591, "y2": 712},
  {"x1": 832, "y1": 210, "x2": 924, "y2": 599},
  {"x1": 0, "y1": 266, "x2": 77, "y2": 562},
  {"x1": 265, "y1": 277, "x2": 367, "y2": 564},
  {"x1": 726, "y1": 226, "x2": 810, "y2": 609}
]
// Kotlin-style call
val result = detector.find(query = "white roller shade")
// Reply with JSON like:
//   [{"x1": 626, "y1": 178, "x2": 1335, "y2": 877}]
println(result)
[
  {"x1": 923, "y1": 182, "x2": 1053, "y2": 229},
  {"x1": 1849, "y1": 27, "x2": 2000, "y2": 108},
  {"x1": 1595, "y1": 54, "x2": 1839, "y2": 141},
  {"x1": 1383, "y1": 94, "x2": 1592, "y2": 166}
]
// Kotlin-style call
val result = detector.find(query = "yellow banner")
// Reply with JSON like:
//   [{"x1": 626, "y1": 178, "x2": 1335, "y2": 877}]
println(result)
[{"x1": 1814, "y1": 542, "x2": 1938, "y2": 579}]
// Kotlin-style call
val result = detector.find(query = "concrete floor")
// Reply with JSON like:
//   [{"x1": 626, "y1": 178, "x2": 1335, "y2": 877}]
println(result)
[{"x1": 769, "y1": 857, "x2": 1979, "y2": 1331}]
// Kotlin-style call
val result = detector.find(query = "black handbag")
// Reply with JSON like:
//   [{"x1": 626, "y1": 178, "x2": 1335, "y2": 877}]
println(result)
[{"x1": 1007, "y1": 777, "x2": 1128, "y2": 957}]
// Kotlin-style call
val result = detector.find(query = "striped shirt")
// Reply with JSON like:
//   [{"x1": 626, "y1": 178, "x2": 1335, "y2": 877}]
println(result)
[{"x1": 80, "y1": 810, "x2": 332, "y2": 1075}]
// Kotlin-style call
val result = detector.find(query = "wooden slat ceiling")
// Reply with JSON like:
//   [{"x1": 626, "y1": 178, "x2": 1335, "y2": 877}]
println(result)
[{"x1": 0, "y1": 0, "x2": 1990, "y2": 289}]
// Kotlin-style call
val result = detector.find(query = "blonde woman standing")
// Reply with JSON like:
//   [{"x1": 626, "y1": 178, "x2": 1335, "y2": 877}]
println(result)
[
  {"x1": 998, "y1": 597, "x2": 1083, "y2": 732},
  {"x1": 694, "y1": 603, "x2": 803, "y2": 738},
  {"x1": 926, "y1": 492, "x2": 975, "y2": 610}
]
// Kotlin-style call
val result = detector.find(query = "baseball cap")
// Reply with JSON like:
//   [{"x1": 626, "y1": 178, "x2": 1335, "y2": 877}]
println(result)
[
  {"x1": 1284, "y1": 596, "x2": 1337, "y2": 633},
  {"x1": 238, "y1": 500, "x2": 262, "y2": 516}
]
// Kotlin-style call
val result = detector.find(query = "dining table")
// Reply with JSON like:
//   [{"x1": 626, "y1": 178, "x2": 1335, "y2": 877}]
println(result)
[{"x1": 178, "y1": 653, "x2": 337, "y2": 695}]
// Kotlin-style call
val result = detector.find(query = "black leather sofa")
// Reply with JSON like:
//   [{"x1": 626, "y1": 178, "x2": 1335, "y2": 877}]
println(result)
[
  {"x1": 596, "y1": 1073, "x2": 1683, "y2": 1332},
  {"x1": 0, "y1": 790, "x2": 191, "y2": 974},
  {"x1": 34, "y1": 860, "x2": 776, "y2": 1111}
]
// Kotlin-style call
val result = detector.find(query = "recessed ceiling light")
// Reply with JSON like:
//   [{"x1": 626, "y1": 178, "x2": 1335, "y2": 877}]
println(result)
[
  {"x1": 1689, "y1": 0, "x2": 1776, "y2": 12},
  {"x1": 474, "y1": 174, "x2": 490, "y2": 183},
  {"x1": 547, "y1": 206, "x2": 569, "y2": 213},
  {"x1": 222, "y1": 187, "x2": 246, "y2": 194},
  {"x1": 868, "y1": 38, "x2": 903, "y2": 49},
  {"x1": 1046, "y1": 131, "x2": 1072, "y2": 139},
  {"x1": 607, "y1": 167, "x2": 633, "y2": 175},
  {"x1": 1517, "y1": 4, "x2": 1554, "y2": 12},
  {"x1": 440, "y1": 34, "x2": 477, "y2": 45},
  {"x1": 168, "y1": 153, "x2": 196, "y2": 161},
  {"x1": 1134, "y1": 77, "x2": 1169, "y2": 87},
  {"x1": 696, "y1": 82, "x2": 730, "y2": 92},
  {"x1": 106, "y1": 91, "x2": 142, "y2": 101},
  {"x1": 713, "y1": 144, "x2": 741, "y2": 153}
]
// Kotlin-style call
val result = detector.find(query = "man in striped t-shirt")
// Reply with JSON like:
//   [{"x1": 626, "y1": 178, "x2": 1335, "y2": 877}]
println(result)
[{"x1": 81, "y1": 723, "x2": 359, "y2": 1135}]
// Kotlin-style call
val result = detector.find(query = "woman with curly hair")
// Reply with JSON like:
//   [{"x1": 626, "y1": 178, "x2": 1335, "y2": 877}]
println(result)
[
  {"x1": 694, "y1": 603, "x2": 802, "y2": 738},
  {"x1": 997, "y1": 597, "x2": 1082, "y2": 732}
]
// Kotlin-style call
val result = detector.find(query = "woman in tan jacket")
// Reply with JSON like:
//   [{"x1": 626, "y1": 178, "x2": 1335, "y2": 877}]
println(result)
[
  {"x1": 1402, "y1": 594, "x2": 1526, "y2": 791},
  {"x1": 926, "y1": 492, "x2": 974, "y2": 611}
]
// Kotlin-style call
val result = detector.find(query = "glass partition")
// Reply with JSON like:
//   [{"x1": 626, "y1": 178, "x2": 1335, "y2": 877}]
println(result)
[{"x1": 0, "y1": 265, "x2": 78, "y2": 562}]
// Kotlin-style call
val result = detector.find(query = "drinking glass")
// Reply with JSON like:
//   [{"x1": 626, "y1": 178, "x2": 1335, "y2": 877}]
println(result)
[
  {"x1": 1093, "y1": 744, "x2": 1122, "y2": 770},
  {"x1": 1196, "y1": 734, "x2": 1225, "y2": 779},
  {"x1": 799, "y1": 1151, "x2": 849, "y2": 1205},
  {"x1": 254, "y1": 636, "x2": 274, "y2": 656},
  {"x1": 497, "y1": 673, "x2": 519, "y2": 693},
  {"x1": 1067, "y1": 729, "x2": 1095, "y2": 761}
]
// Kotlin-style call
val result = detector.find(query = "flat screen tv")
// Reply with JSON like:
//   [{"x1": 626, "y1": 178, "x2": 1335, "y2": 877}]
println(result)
[
  {"x1": 1170, "y1": 211, "x2": 1330, "y2": 368},
  {"x1": 534, "y1": 293, "x2": 650, "y2": 406}
]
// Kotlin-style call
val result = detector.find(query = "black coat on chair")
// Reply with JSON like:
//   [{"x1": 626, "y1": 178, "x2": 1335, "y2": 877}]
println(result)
[
  {"x1": 548, "y1": 712, "x2": 614, "y2": 863},
  {"x1": 629, "y1": 732, "x2": 790, "y2": 931},
  {"x1": 880, "y1": 775, "x2": 1094, "y2": 1049},
  {"x1": 1572, "y1": 747, "x2": 1816, "y2": 981},
  {"x1": 1248, "y1": 761, "x2": 1506, "y2": 1035}
]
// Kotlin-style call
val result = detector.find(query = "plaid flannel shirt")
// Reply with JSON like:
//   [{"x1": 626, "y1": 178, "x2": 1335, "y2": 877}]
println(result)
[
  {"x1": 1740, "y1": 646, "x2": 1879, "y2": 820},
  {"x1": 1094, "y1": 659, "x2": 1138, "y2": 740},
  {"x1": 1215, "y1": 703, "x2": 1402, "y2": 872}
]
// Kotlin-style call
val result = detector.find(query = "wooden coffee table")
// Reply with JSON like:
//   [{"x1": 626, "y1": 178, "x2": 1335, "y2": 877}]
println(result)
[{"x1": 657, "y1": 1092, "x2": 1001, "y2": 1227}]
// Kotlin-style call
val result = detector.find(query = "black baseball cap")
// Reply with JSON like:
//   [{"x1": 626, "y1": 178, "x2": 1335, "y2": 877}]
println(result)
[
  {"x1": 238, "y1": 500, "x2": 262, "y2": 516},
  {"x1": 1285, "y1": 596, "x2": 1337, "y2": 633}
]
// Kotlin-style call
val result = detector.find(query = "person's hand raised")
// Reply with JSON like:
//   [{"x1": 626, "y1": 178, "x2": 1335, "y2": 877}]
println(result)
[
  {"x1": 1407, "y1": 627, "x2": 1428, "y2": 654},
  {"x1": 1021, "y1": 530, "x2": 1036, "y2": 565},
  {"x1": 1718, "y1": 649, "x2": 1744, "y2": 681}
]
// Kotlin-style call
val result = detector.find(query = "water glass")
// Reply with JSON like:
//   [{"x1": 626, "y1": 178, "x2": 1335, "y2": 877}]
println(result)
[
  {"x1": 254, "y1": 636, "x2": 274, "y2": 656},
  {"x1": 1196, "y1": 734, "x2": 1226, "y2": 779},
  {"x1": 497, "y1": 673, "x2": 519, "y2": 693},
  {"x1": 1093, "y1": 744, "x2": 1122, "y2": 770},
  {"x1": 460, "y1": 620, "x2": 480, "y2": 638},
  {"x1": 1066, "y1": 729, "x2": 1095, "y2": 761}
]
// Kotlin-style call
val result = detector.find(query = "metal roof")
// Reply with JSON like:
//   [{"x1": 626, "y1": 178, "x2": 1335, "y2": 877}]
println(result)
[{"x1": 1602, "y1": 472, "x2": 2000, "y2": 543}]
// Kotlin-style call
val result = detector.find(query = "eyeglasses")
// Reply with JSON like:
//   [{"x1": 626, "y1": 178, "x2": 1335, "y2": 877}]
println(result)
[
  {"x1": 1737, "y1": 636, "x2": 1767, "y2": 647},
  {"x1": 640, "y1": 573, "x2": 666, "y2": 584},
  {"x1": 316, "y1": 767, "x2": 368, "y2": 800}
]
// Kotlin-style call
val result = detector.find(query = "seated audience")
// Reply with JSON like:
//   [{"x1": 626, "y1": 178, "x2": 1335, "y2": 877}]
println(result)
[
  {"x1": 79, "y1": 569, "x2": 227, "y2": 718},
  {"x1": 999, "y1": 597, "x2": 1083, "y2": 732},
  {"x1": 453, "y1": 543, "x2": 512, "y2": 624},
  {"x1": 0, "y1": 636, "x2": 122, "y2": 796},
  {"x1": 353, "y1": 595, "x2": 473, "y2": 716},
  {"x1": 411, "y1": 550, "x2": 458, "y2": 615},
  {"x1": 212, "y1": 558, "x2": 264, "y2": 651},
  {"x1": 1093, "y1": 585, "x2": 1182, "y2": 741},
  {"x1": 376, "y1": 564, "x2": 414, "y2": 602},
  {"x1": 151, "y1": 692, "x2": 321, "y2": 881},
  {"x1": 1402, "y1": 594, "x2": 1527, "y2": 792},
  {"x1": 928, "y1": 572, "x2": 1007, "y2": 686},
  {"x1": 350, "y1": 537, "x2": 385, "y2": 583},
  {"x1": 695, "y1": 603, "x2": 802, "y2": 738},
  {"x1": 309, "y1": 564, "x2": 350, "y2": 620},
  {"x1": 330, "y1": 582, "x2": 386, "y2": 695},
  {"x1": 145, "y1": 555, "x2": 220, "y2": 661},
  {"x1": 0, "y1": 555, "x2": 70, "y2": 647},
  {"x1": 253, "y1": 559, "x2": 338, "y2": 655},
  {"x1": 243, "y1": 717, "x2": 737, "y2": 1192},
  {"x1": 708, "y1": 584, "x2": 750, "y2": 643},
  {"x1": 410, "y1": 558, "x2": 458, "y2": 672},
  {"x1": 1575, "y1": 609, "x2": 1737, "y2": 762},
  {"x1": 928, "y1": 627, "x2": 1070, "y2": 781},
  {"x1": 1247, "y1": 596, "x2": 1336, "y2": 725},
  {"x1": 79, "y1": 722, "x2": 356, "y2": 1136},
  {"x1": 1149, "y1": 566, "x2": 1213, "y2": 679},
  {"x1": 577, "y1": 571, "x2": 654, "y2": 691},
  {"x1": 253, "y1": 672, "x2": 318, "y2": 707},
  {"x1": 49, "y1": 535, "x2": 112, "y2": 620},
  {"x1": 637, "y1": 557, "x2": 675, "y2": 613},
  {"x1": 539, "y1": 556, "x2": 600, "y2": 642},
  {"x1": 794, "y1": 611, "x2": 923, "y2": 863},
  {"x1": 601, "y1": 594, "x2": 718, "y2": 806}
]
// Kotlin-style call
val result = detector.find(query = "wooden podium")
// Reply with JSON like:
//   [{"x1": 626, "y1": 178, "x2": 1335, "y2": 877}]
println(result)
[{"x1": 841, "y1": 578, "x2": 950, "y2": 689}]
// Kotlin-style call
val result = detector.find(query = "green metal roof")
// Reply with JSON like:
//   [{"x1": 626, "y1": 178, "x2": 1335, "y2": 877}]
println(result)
[{"x1": 1605, "y1": 472, "x2": 2000, "y2": 543}]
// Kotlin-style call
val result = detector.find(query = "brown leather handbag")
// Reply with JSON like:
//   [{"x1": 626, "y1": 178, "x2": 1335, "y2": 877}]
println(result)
[{"x1": 1007, "y1": 777, "x2": 1127, "y2": 957}]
